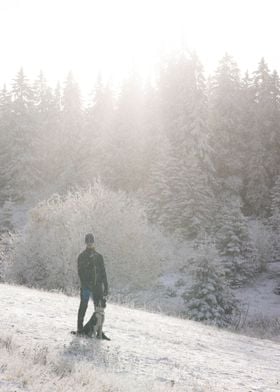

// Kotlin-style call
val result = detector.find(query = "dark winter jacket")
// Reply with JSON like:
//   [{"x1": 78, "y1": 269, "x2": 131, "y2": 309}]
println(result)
[{"x1": 77, "y1": 248, "x2": 108, "y2": 296}]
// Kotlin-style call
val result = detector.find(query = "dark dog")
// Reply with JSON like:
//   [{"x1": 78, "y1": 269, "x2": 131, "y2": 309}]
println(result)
[
  {"x1": 72, "y1": 297, "x2": 110, "y2": 340},
  {"x1": 82, "y1": 306, "x2": 104, "y2": 338}
]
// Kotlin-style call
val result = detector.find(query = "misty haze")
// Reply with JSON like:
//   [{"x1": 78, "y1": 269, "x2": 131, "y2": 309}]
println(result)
[{"x1": 0, "y1": 1, "x2": 280, "y2": 391}]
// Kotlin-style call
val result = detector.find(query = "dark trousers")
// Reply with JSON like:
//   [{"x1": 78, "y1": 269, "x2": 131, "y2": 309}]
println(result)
[{"x1": 77, "y1": 288, "x2": 102, "y2": 331}]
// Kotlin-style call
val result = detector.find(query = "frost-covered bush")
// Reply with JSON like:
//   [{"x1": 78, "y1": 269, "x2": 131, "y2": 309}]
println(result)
[
  {"x1": 5, "y1": 181, "x2": 169, "y2": 292},
  {"x1": 182, "y1": 245, "x2": 239, "y2": 327}
]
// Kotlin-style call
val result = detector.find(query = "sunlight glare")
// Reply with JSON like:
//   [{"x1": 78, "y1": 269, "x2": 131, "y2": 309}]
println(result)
[{"x1": 0, "y1": 0, "x2": 280, "y2": 92}]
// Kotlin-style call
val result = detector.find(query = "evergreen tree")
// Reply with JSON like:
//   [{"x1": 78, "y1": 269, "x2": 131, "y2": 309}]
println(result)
[
  {"x1": 265, "y1": 69, "x2": 280, "y2": 178},
  {"x1": 111, "y1": 72, "x2": 145, "y2": 191},
  {"x1": 0, "y1": 198, "x2": 14, "y2": 231},
  {"x1": 32, "y1": 72, "x2": 62, "y2": 195},
  {"x1": 152, "y1": 53, "x2": 215, "y2": 239},
  {"x1": 182, "y1": 245, "x2": 239, "y2": 327},
  {"x1": 245, "y1": 151, "x2": 270, "y2": 216},
  {"x1": 269, "y1": 175, "x2": 280, "y2": 260},
  {"x1": 245, "y1": 59, "x2": 280, "y2": 216},
  {"x1": 271, "y1": 175, "x2": 280, "y2": 223},
  {"x1": 0, "y1": 85, "x2": 12, "y2": 204},
  {"x1": 138, "y1": 81, "x2": 162, "y2": 190},
  {"x1": 144, "y1": 134, "x2": 173, "y2": 226},
  {"x1": 208, "y1": 54, "x2": 243, "y2": 183},
  {"x1": 86, "y1": 74, "x2": 114, "y2": 138},
  {"x1": 82, "y1": 75, "x2": 115, "y2": 187},
  {"x1": 62, "y1": 72, "x2": 83, "y2": 132},
  {"x1": 237, "y1": 71, "x2": 256, "y2": 214},
  {"x1": 58, "y1": 72, "x2": 84, "y2": 190},
  {"x1": 6, "y1": 69, "x2": 39, "y2": 200},
  {"x1": 216, "y1": 195, "x2": 255, "y2": 286}
]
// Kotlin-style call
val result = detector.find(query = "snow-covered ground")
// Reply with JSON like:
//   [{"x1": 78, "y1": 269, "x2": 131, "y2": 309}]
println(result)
[{"x1": 1, "y1": 284, "x2": 280, "y2": 391}]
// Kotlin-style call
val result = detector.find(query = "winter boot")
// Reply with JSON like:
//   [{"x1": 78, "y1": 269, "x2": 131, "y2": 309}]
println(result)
[{"x1": 100, "y1": 332, "x2": 111, "y2": 341}]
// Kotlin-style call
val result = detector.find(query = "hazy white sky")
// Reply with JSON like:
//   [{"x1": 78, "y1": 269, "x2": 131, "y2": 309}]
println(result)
[{"x1": 0, "y1": 0, "x2": 279, "y2": 94}]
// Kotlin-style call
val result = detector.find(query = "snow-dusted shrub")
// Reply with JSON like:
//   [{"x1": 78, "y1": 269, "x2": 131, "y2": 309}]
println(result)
[
  {"x1": 182, "y1": 245, "x2": 239, "y2": 327},
  {"x1": 5, "y1": 181, "x2": 168, "y2": 292}
]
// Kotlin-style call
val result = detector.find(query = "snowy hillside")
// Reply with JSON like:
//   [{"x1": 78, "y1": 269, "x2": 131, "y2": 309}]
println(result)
[{"x1": 1, "y1": 284, "x2": 280, "y2": 391}]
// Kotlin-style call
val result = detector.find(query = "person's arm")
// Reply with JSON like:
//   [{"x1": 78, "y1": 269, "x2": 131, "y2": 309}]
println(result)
[
  {"x1": 77, "y1": 254, "x2": 86, "y2": 286},
  {"x1": 100, "y1": 255, "x2": 109, "y2": 296}
]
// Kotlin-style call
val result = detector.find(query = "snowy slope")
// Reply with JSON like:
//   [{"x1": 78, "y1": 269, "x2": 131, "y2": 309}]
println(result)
[{"x1": 0, "y1": 284, "x2": 280, "y2": 392}]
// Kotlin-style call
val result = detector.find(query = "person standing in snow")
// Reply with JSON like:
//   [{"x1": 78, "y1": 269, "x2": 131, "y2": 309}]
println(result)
[{"x1": 77, "y1": 233, "x2": 109, "y2": 337}]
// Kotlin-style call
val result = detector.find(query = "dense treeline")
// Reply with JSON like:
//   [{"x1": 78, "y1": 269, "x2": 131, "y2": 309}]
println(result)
[{"x1": 1, "y1": 52, "x2": 280, "y2": 291}]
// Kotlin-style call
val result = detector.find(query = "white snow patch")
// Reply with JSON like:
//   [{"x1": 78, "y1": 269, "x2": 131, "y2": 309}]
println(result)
[{"x1": 0, "y1": 283, "x2": 280, "y2": 391}]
